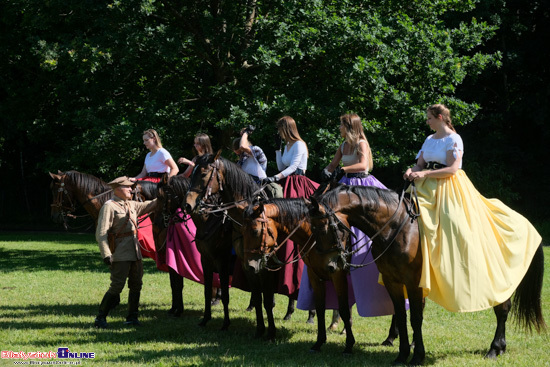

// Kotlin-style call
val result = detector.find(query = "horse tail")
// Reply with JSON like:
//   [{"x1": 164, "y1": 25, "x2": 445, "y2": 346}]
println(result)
[{"x1": 511, "y1": 243, "x2": 547, "y2": 333}]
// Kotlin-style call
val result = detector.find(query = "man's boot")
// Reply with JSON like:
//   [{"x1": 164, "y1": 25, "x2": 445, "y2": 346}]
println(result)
[
  {"x1": 94, "y1": 292, "x2": 120, "y2": 329},
  {"x1": 124, "y1": 291, "x2": 141, "y2": 326}
]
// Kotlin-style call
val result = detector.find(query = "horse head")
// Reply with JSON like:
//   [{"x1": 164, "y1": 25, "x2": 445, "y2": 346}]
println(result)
[
  {"x1": 184, "y1": 151, "x2": 223, "y2": 214},
  {"x1": 49, "y1": 171, "x2": 75, "y2": 226},
  {"x1": 308, "y1": 196, "x2": 352, "y2": 273},
  {"x1": 242, "y1": 201, "x2": 279, "y2": 273}
]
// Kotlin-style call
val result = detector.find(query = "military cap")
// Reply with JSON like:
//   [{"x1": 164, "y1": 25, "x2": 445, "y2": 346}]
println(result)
[{"x1": 107, "y1": 176, "x2": 134, "y2": 188}]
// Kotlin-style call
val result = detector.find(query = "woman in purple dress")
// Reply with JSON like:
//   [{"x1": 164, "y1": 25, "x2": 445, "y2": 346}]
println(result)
[{"x1": 297, "y1": 113, "x2": 395, "y2": 317}]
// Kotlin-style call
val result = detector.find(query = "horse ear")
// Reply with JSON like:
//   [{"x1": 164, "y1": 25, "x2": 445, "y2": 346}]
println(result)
[
  {"x1": 309, "y1": 196, "x2": 322, "y2": 215},
  {"x1": 49, "y1": 172, "x2": 62, "y2": 180},
  {"x1": 214, "y1": 149, "x2": 222, "y2": 161},
  {"x1": 58, "y1": 170, "x2": 64, "y2": 175}
]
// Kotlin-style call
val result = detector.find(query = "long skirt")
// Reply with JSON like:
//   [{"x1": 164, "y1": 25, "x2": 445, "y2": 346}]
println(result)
[
  {"x1": 277, "y1": 175, "x2": 319, "y2": 298},
  {"x1": 297, "y1": 175, "x2": 396, "y2": 316},
  {"x1": 166, "y1": 210, "x2": 223, "y2": 287},
  {"x1": 414, "y1": 170, "x2": 541, "y2": 312},
  {"x1": 136, "y1": 177, "x2": 166, "y2": 270},
  {"x1": 137, "y1": 177, "x2": 222, "y2": 286}
]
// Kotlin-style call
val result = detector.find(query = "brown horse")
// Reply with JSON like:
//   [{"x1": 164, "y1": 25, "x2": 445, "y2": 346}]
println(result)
[
  {"x1": 308, "y1": 184, "x2": 546, "y2": 365},
  {"x1": 49, "y1": 170, "x2": 113, "y2": 226},
  {"x1": 156, "y1": 174, "x2": 234, "y2": 330},
  {"x1": 184, "y1": 153, "x2": 303, "y2": 340},
  {"x1": 242, "y1": 198, "x2": 398, "y2": 354}
]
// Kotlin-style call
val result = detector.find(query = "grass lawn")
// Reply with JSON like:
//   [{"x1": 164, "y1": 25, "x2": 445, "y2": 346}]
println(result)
[{"x1": 0, "y1": 232, "x2": 549, "y2": 366}]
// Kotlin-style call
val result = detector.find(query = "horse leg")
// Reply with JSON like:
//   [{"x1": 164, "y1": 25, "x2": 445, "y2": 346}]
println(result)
[
  {"x1": 308, "y1": 267, "x2": 327, "y2": 352},
  {"x1": 407, "y1": 286, "x2": 426, "y2": 366},
  {"x1": 262, "y1": 271, "x2": 277, "y2": 341},
  {"x1": 219, "y1": 259, "x2": 231, "y2": 331},
  {"x1": 333, "y1": 271, "x2": 355, "y2": 354},
  {"x1": 485, "y1": 299, "x2": 511, "y2": 359},
  {"x1": 381, "y1": 314, "x2": 398, "y2": 346},
  {"x1": 385, "y1": 282, "x2": 411, "y2": 365},
  {"x1": 168, "y1": 268, "x2": 184, "y2": 317},
  {"x1": 199, "y1": 259, "x2": 213, "y2": 327},
  {"x1": 283, "y1": 296, "x2": 295, "y2": 321},
  {"x1": 248, "y1": 273, "x2": 265, "y2": 338},
  {"x1": 328, "y1": 309, "x2": 340, "y2": 331}
]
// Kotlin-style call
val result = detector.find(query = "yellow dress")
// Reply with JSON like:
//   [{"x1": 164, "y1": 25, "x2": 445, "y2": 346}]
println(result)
[{"x1": 415, "y1": 170, "x2": 541, "y2": 312}]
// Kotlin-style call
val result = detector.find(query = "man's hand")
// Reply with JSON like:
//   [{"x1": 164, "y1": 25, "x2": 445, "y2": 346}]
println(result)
[{"x1": 103, "y1": 256, "x2": 112, "y2": 266}]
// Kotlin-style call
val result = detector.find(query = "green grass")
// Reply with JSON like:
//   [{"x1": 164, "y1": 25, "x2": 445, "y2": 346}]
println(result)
[{"x1": 0, "y1": 232, "x2": 549, "y2": 366}]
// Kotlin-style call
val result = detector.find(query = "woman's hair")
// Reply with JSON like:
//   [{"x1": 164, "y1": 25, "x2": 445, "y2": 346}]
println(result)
[
  {"x1": 427, "y1": 104, "x2": 455, "y2": 132},
  {"x1": 194, "y1": 133, "x2": 213, "y2": 155},
  {"x1": 276, "y1": 116, "x2": 308, "y2": 155},
  {"x1": 340, "y1": 113, "x2": 374, "y2": 170},
  {"x1": 143, "y1": 129, "x2": 163, "y2": 148}
]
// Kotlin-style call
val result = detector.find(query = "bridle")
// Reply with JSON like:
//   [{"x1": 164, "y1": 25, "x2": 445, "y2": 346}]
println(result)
[
  {"x1": 245, "y1": 205, "x2": 316, "y2": 271},
  {"x1": 51, "y1": 175, "x2": 112, "y2": 229},
  {"x1": 314, "y1": 182, "x2": 420, "y2": 270}
]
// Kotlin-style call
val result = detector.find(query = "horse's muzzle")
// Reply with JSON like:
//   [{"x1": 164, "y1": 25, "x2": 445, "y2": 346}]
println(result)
[{"x1": 248, "y1": 259, "x2": 262, "y2": 274}]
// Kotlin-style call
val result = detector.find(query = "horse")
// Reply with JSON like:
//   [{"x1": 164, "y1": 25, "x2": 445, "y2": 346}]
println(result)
[
  {"x1": 184, "y1": 153, "x2": 305, "y2": 340},
  {"x1": 308, "y1": 184, "x2": 546, "y2": 365},
  {"x1": 49, "y1": 170, "x2": 113, "y2": 226},
  {"x1": 156, "y1": 174, "x2": 234, "y2": 329},
  {"x1": 242, "y1": 197, "x2": 399, "y2": 354}
]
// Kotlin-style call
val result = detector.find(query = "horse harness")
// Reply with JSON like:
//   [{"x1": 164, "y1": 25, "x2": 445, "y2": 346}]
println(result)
[
  {"x1": 51, "y1": 175, "x2": 113, "y2": 228},
  {"x1": 318, "y1": 182, "x2": 420, "y2": 270}
]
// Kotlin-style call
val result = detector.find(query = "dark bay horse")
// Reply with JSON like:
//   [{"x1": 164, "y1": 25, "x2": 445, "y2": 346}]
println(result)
[
  {"x1": 242, "y1": 198, "x2": 398, "y2": 354},
  {"x1": 184, "y1": 153, "x2": 301, "y2": 340},
  {"x1": 49, "y1": 170, "x2": 113, "y2": 226},
  {"x1": 308, "y1": 184, "x2": 546, "y2": 365},
  {"x1": 156, "y1": 174, "x2": 234, "y2": 329}
]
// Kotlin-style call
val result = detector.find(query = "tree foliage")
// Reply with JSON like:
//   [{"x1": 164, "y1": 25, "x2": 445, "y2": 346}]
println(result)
[{"x1": 2, "y1": 0, "x2": 547, "y2": 226}]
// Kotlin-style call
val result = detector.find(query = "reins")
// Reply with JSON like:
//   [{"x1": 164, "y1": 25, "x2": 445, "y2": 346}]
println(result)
[{"x1": 322, "y1": 181, "x2": 420, "y2": 270}]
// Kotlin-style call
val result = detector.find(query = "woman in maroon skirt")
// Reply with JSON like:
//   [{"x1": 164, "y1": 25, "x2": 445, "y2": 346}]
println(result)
[{"x1": 262, "y1": 116, "x2": 319, "y2": 302}]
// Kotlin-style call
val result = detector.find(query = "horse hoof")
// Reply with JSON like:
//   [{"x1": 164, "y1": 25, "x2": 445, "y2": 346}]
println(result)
[
  {"x1": 211, "y1": 298, "x2": 221, "y2": 307},
  {"x1": 306, "y1": 317, "x2": 315, "y2": 325},
  {"x1": 381, "y1": 338, "x2": 394, "y2": 347},
  {"x1": 246, "y1": 305, "x2": 254, "y2": 312},
  {"x1": 327, "y1": 323, "x2": 339, "y2": 332},
  {"x1": 283, "y1": 313, "x2": 292, "y2": 321}
]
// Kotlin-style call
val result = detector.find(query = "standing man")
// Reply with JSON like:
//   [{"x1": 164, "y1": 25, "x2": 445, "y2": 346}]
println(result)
[{"x1": 94, "y1": 176, "x2": 157, "y2": 328}]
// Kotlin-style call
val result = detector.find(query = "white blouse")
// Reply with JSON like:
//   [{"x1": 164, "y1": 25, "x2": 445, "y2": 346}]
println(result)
[
  {"x1": 276, "y1": 140, "x2": 308, "y2": 177},
  {"x1": 416, "y1": 133, "x2": 463, "y2": 168},
  {"x1": 144, "y1": 148, "x2": 173, "y2": 173}
]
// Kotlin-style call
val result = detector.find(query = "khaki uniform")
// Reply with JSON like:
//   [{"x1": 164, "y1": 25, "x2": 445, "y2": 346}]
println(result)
[{"x1": 95, "y1": 197, "x2": 157, "y2": 294}]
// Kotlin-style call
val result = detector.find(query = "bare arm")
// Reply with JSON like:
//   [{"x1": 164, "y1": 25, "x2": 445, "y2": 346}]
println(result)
[
  {"x1": 325, "y1": 146, "x2": 343, "y2": 172},
  {"x1": 166, "y1": 158, "x2": 179, "y2": 177},
  {"x1": 405, "y1": 148, "x2": 462, "y2": 181},
  {"x1": 130, "y1": 165, "x2": 148, "y2": 181}
]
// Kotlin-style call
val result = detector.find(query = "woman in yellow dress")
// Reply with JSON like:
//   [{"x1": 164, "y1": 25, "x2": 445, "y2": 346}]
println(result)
[{"x1": 403, "y1": 104, "x2": 541, "y2": 312}]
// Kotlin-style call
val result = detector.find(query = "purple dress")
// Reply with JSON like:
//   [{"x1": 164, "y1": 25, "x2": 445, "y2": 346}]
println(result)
[{"x1": 297, "y1": 143, "x2": 396, "y2": 316}]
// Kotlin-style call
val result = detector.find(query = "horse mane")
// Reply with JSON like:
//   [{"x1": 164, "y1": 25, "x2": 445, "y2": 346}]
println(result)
[
  {"x1": 64, "y1": 170, "x2": 112, "y2": 205},
  {"x1": 268, "y1": 198, "x2": 309, "y2": 230},
  {"x1": 168, "y1": 175, "x2": 191, "y2": 197},
  {"x1": 319, "y1": 184, "x2": 398, "y2": 212},
  {"x1": 219, "y1": 156, "x2": 259, "y2": 200},
  {"x1": 136, "y1": 180, "x2": 158, "y2": 199}
]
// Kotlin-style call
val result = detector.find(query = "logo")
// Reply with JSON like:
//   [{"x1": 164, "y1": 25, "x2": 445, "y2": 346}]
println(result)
[{"x1": 57, "y1": 347, "x2": 95, "y2": 359}]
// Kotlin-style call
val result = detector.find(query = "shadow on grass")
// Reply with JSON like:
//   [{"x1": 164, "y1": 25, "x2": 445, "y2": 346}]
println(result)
[
  {"x1": 0, "y1": 247, "x2": 102, "y2": 272},
  {"x1": 0, "y1": 301, "x2": 404, "y2": 366}
]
